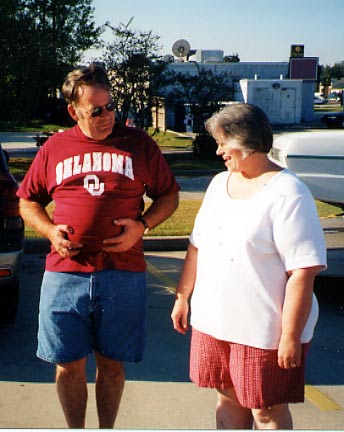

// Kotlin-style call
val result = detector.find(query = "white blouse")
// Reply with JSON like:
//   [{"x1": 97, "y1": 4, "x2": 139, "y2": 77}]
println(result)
[{"x1": 190, "y1": 169, "x2": 327, "y2": 349}]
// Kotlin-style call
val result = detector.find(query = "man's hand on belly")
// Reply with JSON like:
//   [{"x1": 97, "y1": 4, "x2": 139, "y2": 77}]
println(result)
[
  {"x1": 49, "y1": 224, "x2": 83, "y2": 258},
  {"x1": 102, "y1": 218, "x2": 145, "y2": 252}
]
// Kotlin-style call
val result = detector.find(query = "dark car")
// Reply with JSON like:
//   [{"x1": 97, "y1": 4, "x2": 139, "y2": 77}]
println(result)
[
  {"x1": 0, "y1": 143, "x2": 24, "y2": 323},
  {"x1": 321, "y1": 112, "x2": 344, "y2": 129}
]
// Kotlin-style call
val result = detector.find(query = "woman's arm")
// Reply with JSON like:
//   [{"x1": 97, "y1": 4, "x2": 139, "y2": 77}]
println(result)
[
  {"x1": 171, "y1": 242, "x2": 198, "y2": 335},
  {"x1": 278, "y1": 265, "x2": 323, "y2": 369}
]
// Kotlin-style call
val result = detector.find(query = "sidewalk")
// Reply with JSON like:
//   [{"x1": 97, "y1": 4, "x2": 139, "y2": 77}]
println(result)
[{"x1": 0, "y1": 380, "x2": 343, "y2": 429}]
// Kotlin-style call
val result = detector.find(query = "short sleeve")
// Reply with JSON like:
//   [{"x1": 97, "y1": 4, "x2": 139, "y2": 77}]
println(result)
[
  {"x1": 141, "y1": 136, "x2": 180, "y2": 200},
  {"x1": 16, "y1": 145, "x2": 52, "y2": 207},
  {"x1": 272, "y1": 187, "x2": 327, "y2": 271}
]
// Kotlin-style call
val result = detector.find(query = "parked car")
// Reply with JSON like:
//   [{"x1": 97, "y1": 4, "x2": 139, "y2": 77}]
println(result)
[
  {"x1": 321, "y1": 111, "x2": 344, "y2": 129},
  {"x1": 314, "y1": 95, "x2": 327, "y2": 105},
  {"x1": 0, "y1": 143, "x2": 24, "y2": 323},
  {"x1": 33, "y1": 131, "x2": 54, "y2": 147},
  {"x1": 270, "y1": 131, "x2": 344, "y2": 206},
  {"x1": 327, "y1": 93, "x2": 342, "y2": 104}
]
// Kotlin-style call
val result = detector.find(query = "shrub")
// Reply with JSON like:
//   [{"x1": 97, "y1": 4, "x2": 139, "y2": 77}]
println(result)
[{"x1": 193, "y1": 133, "x2": 218, "y2": 160}]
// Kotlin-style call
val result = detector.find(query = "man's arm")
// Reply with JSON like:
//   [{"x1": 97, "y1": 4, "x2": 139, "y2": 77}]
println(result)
[
  {"x1": 102, "y1": 191, "x2": 179, "y2": 253},
  {"x1": 139, "y1": 191, "x2": 179, "y2": 230},
  {"x1": 19, "y1": 198, "x2": 83, "y2": 257}
]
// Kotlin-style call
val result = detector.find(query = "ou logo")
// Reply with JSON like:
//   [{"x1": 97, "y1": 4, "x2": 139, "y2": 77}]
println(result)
[{"x1": 84, "y1": 174, "x2": 105, "y2": 196}]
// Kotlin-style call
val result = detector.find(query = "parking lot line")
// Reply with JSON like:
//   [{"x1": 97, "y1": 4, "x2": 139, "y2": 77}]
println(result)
[
  {"x1": 146, "y1": 260, "x2": 176, "y2": 293},
  {"x1": 146, "y1": 257, "x2": 343, "y2": 414},
  {"x1": 305, "y1": 385, "x2": 342, "y2": 411}
]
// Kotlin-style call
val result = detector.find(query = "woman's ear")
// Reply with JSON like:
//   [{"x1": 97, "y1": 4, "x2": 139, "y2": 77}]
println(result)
[{"x1": 67, "y1": 104, "x2": 79, "y2": 122}]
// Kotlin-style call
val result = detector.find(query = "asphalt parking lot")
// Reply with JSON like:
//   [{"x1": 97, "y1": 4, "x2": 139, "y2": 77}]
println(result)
[{"x1": 0, "y1": 251, "x2": 343, "y2": 429}]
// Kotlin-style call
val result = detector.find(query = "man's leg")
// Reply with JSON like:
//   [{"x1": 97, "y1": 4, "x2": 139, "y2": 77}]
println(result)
[
  {"x1": 56, "y1": 357, "x2": 88, "y2": 428},
  {"x1": 95, "y1": 351, "x2": 125, "y2": 428}
]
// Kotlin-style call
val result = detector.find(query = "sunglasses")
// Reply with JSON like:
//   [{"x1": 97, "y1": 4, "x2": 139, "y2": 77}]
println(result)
[{"x1": 78, "y1": 100, "x2": 117, "y2": 118}]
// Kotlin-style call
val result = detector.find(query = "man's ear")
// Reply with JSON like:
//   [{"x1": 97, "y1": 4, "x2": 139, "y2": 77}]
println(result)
[{"x1": 67, "y1": 104, "x2": 79, "y2": 122}]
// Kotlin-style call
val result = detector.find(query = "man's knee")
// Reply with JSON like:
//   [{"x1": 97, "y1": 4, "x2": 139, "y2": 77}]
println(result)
[
  {"x1": 56, "y1": 357, "x2": 87, "y2": 381},
  {"x1": 95, "y1": 352, "x2": 125, "y2": 379}
]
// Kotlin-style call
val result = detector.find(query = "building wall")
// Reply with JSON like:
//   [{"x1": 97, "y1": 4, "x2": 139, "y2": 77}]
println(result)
[
  {"x1": 168, "y1": 61, "x2": 289, "y2": 82},
  {"x1": 301, "y1": 81, "x2": 317, "y2": 122},
  {"x1": 240, "y1": 79, "x2": 303, "y2": 124},
  {"x1": 165, "y1": 61, "x2": 290, "y2": 129},
  {"x1": 164, "y1": 61, "x2": 317, "y2": 129}
]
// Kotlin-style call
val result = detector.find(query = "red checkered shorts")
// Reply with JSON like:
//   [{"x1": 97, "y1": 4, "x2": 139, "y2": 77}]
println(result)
[{"x1": 190, "y1": 328, "x2": 310, "y2": 409}]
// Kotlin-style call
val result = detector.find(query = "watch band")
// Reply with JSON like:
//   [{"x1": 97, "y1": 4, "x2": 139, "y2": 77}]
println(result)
[{"x1": 138, "y1": 217, "x2": 150, "y2": 235}]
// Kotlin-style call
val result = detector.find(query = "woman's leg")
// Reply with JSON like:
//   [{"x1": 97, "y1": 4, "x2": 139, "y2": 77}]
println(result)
[
  {"x1": 216, "y1": 387, "x2": 254, "y2": 429},
  {"x1": 252, "y1": 403, "x2": 293, "y2": 429}
]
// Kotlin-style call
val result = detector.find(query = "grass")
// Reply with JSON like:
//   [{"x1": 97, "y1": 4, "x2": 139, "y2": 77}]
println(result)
[
  {"x1": 316, "y1": 201, "x2": 343, "y2": 218},
  {"x1": 8, "y1": 157, "x2": 33, "y2": 181},
  {"x1": 1, "y1": 121, "x2": 193, "y2": 149},
  {"x1": 23, "y1": 198, "x2": 343, "y2": 239},
  {"x1": 24, "y1": 200, "x2": 202, "y2": 239},
  {"x1": 146, "y1": 200, "x2": 201, "y2": 237},
  {"x1": 168, "y1": 158, "x2": 223, "y2": 171},
  {"x1": 0, "y1": 120, "x2": 68, "y2": 133},
  {"x1": 146, "y1": 127, "x2": 193, "y2": 149}
]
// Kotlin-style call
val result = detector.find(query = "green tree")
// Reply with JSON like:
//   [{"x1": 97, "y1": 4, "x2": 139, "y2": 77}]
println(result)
[
  {"x1": 0, "y1": 0, "x2": 102, "y2": 125},
  {"x1": 101, "y1": 19, "x2": 167, "y2": 129},
  {"x1": 164, "y1": 66, "x2": 236, "y2": 132},
  {"x1": 330, "y1": 62, "x2": 344, "y2": 80},
  {"x1": 162, "y1": 66, "x2": 237, "y2": 159},
  {"x1": 224, "y1": 53, "x2": 240, "y2": 63},
  {"x1": 0, "y1": 0, "x2": 37, "y2": 122}
]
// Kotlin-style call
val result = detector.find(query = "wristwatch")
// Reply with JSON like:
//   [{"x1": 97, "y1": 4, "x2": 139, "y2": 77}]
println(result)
[{"x1": 138, "y1": 217, "x2": 150, "y2": 235}]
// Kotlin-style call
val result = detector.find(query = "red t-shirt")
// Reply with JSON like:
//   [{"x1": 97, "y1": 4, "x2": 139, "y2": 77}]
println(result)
[{"x1": 18, "y1": 124, "x2": 179, "y2": 272}]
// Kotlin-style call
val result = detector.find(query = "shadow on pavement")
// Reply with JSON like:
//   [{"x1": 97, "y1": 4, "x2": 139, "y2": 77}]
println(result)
[
  {"x1": 0, "y1": 253, "x2": 190, "y2": 384},
  {"x1": 0, "y1": 253, "x2": 342, "y2": 387},
  {"x1": 307, "y1": 277, "x2": 344, "y2": 385}
]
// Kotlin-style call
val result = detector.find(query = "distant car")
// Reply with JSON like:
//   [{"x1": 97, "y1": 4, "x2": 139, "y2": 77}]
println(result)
[
  {"x1": 327, "y1": 93, "x2": 342, "y2": 104},
  {"x1": 270, "y1": 131, "x2": 344, "y2": 206},
  {"x1": 321, "y1": 112, "x2": 344, "y2": 129},
  {"x1": 0, "y1": 143, "x2": 24, "y2": 323},
  {"x1": 314, "y1": 95, "x2": 327, "y2": 105}
]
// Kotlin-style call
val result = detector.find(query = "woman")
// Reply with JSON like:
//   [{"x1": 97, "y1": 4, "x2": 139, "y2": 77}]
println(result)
[{"x1": 171, "y1": 103, "x2": 327, "y2": 429}]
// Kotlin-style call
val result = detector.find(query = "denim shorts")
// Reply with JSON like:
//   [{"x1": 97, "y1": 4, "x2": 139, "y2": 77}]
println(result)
[{"x1": 37, "y1": 269, "x2": 147, "y2": 364}]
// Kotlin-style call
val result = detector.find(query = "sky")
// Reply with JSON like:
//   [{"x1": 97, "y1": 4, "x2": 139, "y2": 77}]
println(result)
[{"x1": 83, "y1": 0, "x2": 344, "y2": 66}]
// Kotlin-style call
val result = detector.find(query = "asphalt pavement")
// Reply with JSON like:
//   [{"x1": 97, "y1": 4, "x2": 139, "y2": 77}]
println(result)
[{"x1": 0, "y1": 251, "x2": 343, "y2": 429}]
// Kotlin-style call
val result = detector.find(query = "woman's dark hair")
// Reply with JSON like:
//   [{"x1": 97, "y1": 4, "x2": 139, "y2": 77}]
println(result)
[
  {"x1": 205, "y1": 103, "x2": 273, "y2": 153},
  {"x1": 62, "y1": 63, "x2": 111, "y2": 104}
]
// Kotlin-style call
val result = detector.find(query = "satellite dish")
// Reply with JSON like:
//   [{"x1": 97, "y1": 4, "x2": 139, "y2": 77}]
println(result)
[{"x1": 172, "y1": 39, "x2": 191, "y2": 58}]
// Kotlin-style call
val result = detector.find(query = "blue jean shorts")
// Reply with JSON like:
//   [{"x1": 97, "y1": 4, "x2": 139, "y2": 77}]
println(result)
[{"x1": 37, "y1": 269, "x2": 147, "y2": 364}]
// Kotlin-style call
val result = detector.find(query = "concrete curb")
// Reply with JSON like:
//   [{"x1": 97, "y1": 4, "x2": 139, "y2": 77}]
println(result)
[{"x1": 23, "y1": 236, "x2": 189, "y2": 254}]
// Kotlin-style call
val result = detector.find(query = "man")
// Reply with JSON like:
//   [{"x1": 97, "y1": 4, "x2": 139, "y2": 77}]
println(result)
[{"x1": 18, "y1": 64, "x2": 179, "y2": 428}]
